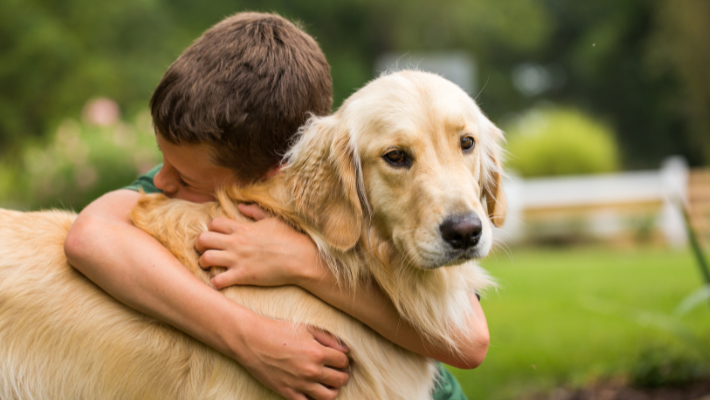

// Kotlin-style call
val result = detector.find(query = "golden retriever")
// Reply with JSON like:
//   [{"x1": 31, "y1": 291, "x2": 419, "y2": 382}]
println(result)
[{"x1": 0, "y1": 70, "x2": 506, "y2": 400}]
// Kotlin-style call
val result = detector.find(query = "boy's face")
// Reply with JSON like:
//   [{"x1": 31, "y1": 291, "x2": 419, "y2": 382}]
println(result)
[{"x1": 154, "y1": 134, "x2": 240, "y2": 203}]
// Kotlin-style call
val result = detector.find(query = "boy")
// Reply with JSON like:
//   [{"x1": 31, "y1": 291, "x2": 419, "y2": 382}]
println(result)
[{"x1": 64, "y1": 12, "x2": 487, "y2": 400}]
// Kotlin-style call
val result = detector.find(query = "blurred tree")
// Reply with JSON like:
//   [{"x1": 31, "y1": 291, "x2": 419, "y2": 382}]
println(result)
[
  {"x1": 647, "y1": 0, "x2": 710, "y2": 164},
  {"x1": 520, "y1": 0, "x2": 708, "y2": 168},
  {"x1": 1, "y1": 0, "x2": 707, "y2": 177},
  {"x1": 160, "y1": 0, "x2": 550, "y2": 108},
  {"x1": 0, "y1": 0, "x2": 178, "y2": 156}
]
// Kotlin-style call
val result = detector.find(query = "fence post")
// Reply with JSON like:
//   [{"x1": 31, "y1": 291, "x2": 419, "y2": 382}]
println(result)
[
  {"x1": 497, "y1": 174, "x2": 524, "y2": 244},
  {"x1": 659, "y1": 156, "x2": 689, "y2": 248}
]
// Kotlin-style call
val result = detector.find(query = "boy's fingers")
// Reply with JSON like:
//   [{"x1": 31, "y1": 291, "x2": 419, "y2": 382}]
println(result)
[
  {"x1": 198, "y1": 249, "x2": 231, "y2": 270},
  {"x1": 208, "y1": 217, "x2": 240, "y2": 234},
  {"x1": 309, "y1": 327, "x2": 349, "y2": 354},
  {"x1": 195, "y1": 231, "x2": 228, "y2": 254},
  {"x1": 318, "y1": 368, "x2": 349, "y2": 390},
  {"x1": 321, "y1": 347, "x2": 350, "y2": 370},
  {"x1": 238, "y1": 203, "x2": 270, "y2": 221},
  {"x1": 305, "y1": 384, "x2": 340, "y2": 400},
  {"x1": 211, "y1": 268, "x2": 247, "y2": 289},
  {"x1": 289, "y1": 392, "x2": 309, "y2": 400}
]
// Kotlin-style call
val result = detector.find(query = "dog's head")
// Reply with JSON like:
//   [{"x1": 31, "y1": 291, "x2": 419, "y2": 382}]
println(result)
[{"x1": 286, "y1": 71, "x2": 506, "y2": 269}]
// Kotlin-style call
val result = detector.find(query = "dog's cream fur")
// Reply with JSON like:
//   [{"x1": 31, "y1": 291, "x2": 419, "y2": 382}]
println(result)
[{"x1": 0, "y1": 71, "x2": 506, "y2": 400}]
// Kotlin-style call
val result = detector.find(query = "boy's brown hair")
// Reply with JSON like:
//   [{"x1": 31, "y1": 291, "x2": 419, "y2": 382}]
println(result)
[{"x1": 150, "y1": 12, "x2": 332, "y2": 182}]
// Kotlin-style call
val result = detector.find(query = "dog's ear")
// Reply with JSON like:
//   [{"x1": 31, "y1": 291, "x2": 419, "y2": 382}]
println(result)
[
  {"x1": 285, "y1": 116, "x2": 362, "y2": 252},
  {"x1": 482, "y1": 119, "x2": 507, "y2": 227}
]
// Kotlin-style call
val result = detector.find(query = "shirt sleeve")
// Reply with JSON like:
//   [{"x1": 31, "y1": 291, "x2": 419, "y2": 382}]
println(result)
[{"x1": 123, "y1": 164, "x2": 163, "y2": 194}]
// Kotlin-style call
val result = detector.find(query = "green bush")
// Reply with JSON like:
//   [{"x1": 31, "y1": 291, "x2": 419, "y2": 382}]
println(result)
[
  {"x1": 504, "y1": 107, "x2": 619, "y2": 177},
  {"x1": 0, "y1": 111, "x2": 161, "y2": 211},
  {"x1": 630, "y1": 345, "x2": 709, "y2": 388}
]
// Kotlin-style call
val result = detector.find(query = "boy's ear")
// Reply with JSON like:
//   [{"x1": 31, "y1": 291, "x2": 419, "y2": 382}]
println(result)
[
  {"x1": 482, "y1": 119, "x2": 507, "y2": 228},
  {"x1": 285, "y1": 116, "x2": 362, "y2": 252}
]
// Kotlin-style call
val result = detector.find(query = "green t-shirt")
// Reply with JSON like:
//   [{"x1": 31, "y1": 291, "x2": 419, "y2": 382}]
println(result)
[
  {"x1": 124, "y1": 164, "x2": 163, "y2": 194},
  {"x1": 125, "y1": 165, "x2": 469, "y2": 400},
  {"x1": 433, "y1": 367, "x2": 468, "y2": 400}
]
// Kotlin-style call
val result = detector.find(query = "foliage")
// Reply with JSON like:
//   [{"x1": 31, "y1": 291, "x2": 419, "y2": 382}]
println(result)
[
  {"x1": 0, "y1": 0, "x2": 178, "y2": 150},
  {"x1": 504, "y1": 107, "x2": 618, "y2": 177},
  {"x1": 576, "y1": 280, "x2": 710, "y2": 389},
  {"x1": 3, "y1": 0, "x2": 708, "y2": 175},
  {"x1": 522, "y1": 0, "x2": 710, "y2": 168},
  {"x1": 630, "y1": 345, "x2": 709, "y2": 388},
  {"x1": 0, "y1": 0, "x2": 550, "y2": 152},
  {"x1": 0, "y1": 111, "x2": 161, "y2": 211},
  {"x1": 646, "y1": 0, "x2": 710, "y2": 164},
  {"x1": 675, "y1": 285, "x2": 710, "y2": 317}
]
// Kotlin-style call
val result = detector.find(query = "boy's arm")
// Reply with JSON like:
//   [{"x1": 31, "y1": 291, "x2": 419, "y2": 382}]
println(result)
[
  {"x1": 197, "y1": 205, "x2": 490, "y2": 370},
  {"x1": 299, "y1": 271, "x2": 489, "y2": 370},
  {"x1": 64, "y1": 190, "x2": 349, "y2": 400}
]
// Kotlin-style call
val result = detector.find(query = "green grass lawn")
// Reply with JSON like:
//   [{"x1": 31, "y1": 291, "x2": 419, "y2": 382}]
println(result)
[{"x1": 450, "y1": 246, "x2": 710, "y2": 400}]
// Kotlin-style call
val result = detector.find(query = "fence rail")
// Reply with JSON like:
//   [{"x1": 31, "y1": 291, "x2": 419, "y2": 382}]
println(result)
[{"x1": 498, "y1": 157, "x2": 692, "y2": 247}]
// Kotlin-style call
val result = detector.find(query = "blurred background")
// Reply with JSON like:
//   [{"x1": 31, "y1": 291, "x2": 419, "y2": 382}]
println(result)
[{"x1": 1, "y1": 0, "x2": 709, "y2": 398}]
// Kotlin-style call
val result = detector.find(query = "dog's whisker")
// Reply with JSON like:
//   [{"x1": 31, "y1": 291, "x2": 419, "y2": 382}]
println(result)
[{"x1": 491, "y1": 239, "x2": 514, "y2": 261}]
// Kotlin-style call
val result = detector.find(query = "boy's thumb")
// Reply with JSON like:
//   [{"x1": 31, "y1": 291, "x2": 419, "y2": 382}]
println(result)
[
  {"x1": 237, "y1": 203, "x2": 269, "y2": 221},
  {"x1": 308, "y1": 327, "x2": 349, "y2": 353}
]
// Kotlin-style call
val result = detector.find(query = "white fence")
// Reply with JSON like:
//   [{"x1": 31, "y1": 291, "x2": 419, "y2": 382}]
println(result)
[{"x1": 497, "y1": 157, "x2": 689, "y2": 247}]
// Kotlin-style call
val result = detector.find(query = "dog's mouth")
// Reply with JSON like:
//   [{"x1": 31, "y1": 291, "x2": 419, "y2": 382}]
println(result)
[
  {"x1": 448, "y1": 245, "x2": 487, "y2": 264},
  {"x1": 412, "y1": 242, "x2": 488, "y2": 270}
]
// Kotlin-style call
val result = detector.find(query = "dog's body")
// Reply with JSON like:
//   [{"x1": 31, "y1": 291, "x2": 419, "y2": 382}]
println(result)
[
  {"x1": 0, "y1": 208, "x2": 433, "y2": 399},
  {"x1": 0, "y1": 71, "x2": 505, "y2": 399}
]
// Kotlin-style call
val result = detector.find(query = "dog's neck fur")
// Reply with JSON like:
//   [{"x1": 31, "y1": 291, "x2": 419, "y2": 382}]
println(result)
[{"x1": 217, "y1": 174, "x2": 493, "y2": 351}]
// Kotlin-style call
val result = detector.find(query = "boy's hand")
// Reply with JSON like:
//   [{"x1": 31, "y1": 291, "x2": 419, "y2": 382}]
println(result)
[
  {"x1": 237, "y1": 317, "x2": 350, "y2": 400},
  {"x1": 195, "y1": 204, "x2": 350, "y2": 398},
  {"x1": 195, "y1": 204, "x2": 323, "y2": 289}
]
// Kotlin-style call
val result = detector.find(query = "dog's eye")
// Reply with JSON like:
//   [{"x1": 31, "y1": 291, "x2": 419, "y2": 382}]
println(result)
[
  {"x1": 461, "y1": 136, "x2": 475, "y2": 151},
  {"x1": 383, "y1": 150, "x2": 410, "y2": 167},
  {"x1": 385, "y1": 150, "x2": 405, "y2": 163}
]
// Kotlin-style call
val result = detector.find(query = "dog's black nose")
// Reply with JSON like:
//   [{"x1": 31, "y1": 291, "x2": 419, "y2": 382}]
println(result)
[{"x1": 439, "y1": 214, "x2": 483, "y2": 250}]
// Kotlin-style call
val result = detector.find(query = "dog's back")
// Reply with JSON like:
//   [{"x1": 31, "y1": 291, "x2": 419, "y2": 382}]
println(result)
[
  {"x1": 0, "y1": 209, "x2": 242, "y2": 399},
  {"x1": 0, "y1": 208, "x2": 435, "y2": 399}
]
